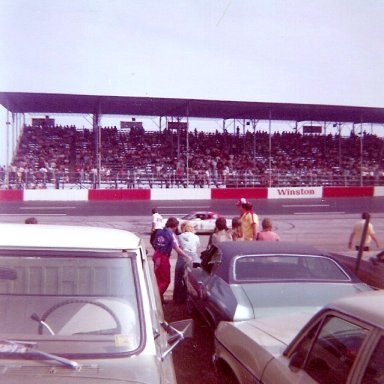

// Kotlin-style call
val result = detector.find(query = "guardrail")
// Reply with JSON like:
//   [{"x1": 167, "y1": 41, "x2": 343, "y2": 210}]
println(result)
[{"x1": 0, "y1": 185, "x2": 383, "y2": 202}]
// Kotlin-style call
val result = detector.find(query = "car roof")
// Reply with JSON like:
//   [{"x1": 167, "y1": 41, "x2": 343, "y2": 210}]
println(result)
[
  {"x1": 216, "y1": 241, "x2": 329, "y2": 258},
  {"x1": 326, "y1": 290, "x2": 384, "y2": 329},
  {"x1": 0, "y1": 223, "x2": 141, "y2": 251},
  {"x1": 214, "y1": 241, "x2": 349, "y2": 283}
]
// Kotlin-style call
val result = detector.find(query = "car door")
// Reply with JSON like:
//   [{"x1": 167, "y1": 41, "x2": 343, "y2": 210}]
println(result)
[
  {"x1": 139, "y1": 245, "x2": 178, "y2": 383},
  {"x1": 189, "y1": 213, "x2": 203, "y2": 232},
  {"x1": 185, "y1": 246, "x2": 219, "y2": 316},
  {"x1": 205, "y1": 213, "x2": 218, "y2": 232},
  {"x1": 360, "y1": 334, "x2": 384, "y2": 384},
  {"x1": 262, "y1": 312, "x2": 372, "y2": 384},
  {"x1": 197, "y1": 247, "x2": 235, "y2": 327}
]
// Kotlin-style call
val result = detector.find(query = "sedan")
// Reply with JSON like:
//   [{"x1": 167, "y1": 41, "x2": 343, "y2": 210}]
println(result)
[
  {"x1": 163, "y1": 211, "x2": 232, "y2": 233},
  {"x1": 214, "y1": 290, "x2": 384, "y2": 384},
  {"x1": 185, "y1": 241, "x2": 371, "y2": 329},
  {"x1": 0, "y1": 223, "x2": 192, "y2": 384}
]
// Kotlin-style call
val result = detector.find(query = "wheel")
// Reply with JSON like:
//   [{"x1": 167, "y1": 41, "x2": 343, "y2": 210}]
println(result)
[
  {"x1": 38, "y1": 298, "x2": 122, "y2": 335},
  {"x1": 215, "y1": 360, "x2": 240, "y2": 384}
]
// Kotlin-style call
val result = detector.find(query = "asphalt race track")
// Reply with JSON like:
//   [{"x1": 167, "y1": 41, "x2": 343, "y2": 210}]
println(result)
[
  {"x1": 1, "y1": 196, "x2": 384, "y2": 217},
  {"x1": 1, "y1": 196, "x2": 383, "y2": 289},
  {"x1": 1, "y1": 196, "x2": 383, "y2": 250}
]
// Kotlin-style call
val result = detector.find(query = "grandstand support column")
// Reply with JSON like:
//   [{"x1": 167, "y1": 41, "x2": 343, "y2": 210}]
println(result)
[
  {"x1": 6, "y1": 110, "x2": 10, "y2": 188},
  {"x1": 242, "y1": 119, "x2": 246, "y2": 151},
  {"x1": 186, "y1": 102, "x2": 190, "y2": 187},
  {"x1": 93, "y1": 112, "x2": 101, "y2": 189},
  {"x1": 11, "y1": 113, "x2": 16, "y2": 161},
  {"x1": 268, "y1": 110, "x2": 272, "y2": 187},
  {"x1": 251, "y1": 119, "x2": 258, "y2": 161},
  {"x1": 360, "y1": 118, "x2": 364, "y2": 186},
  {"x1": 338, "y1": 122, "x2": 342, "y2": 169},
  {"x1": 177, "y1": 117, "x2": 181, "y2": 162}
]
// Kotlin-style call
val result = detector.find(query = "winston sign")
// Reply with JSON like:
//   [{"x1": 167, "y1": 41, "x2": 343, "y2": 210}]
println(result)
[{"x1": 268, "y1": 187, "x2": 323, "y2": 199}]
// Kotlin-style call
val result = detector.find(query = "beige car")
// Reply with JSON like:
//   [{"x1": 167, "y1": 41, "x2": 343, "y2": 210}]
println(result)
[
  {"x1": 214, "y1": 290, "x2": 384, "y2": 384},
  {"x1": 0, "y1": 223, "x2": 191, "y2": 383}
]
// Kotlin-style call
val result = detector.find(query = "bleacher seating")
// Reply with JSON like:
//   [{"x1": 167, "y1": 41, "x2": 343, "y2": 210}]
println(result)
[{"x1": 1, "y1": 124, "x2": 383, "y2": 189}]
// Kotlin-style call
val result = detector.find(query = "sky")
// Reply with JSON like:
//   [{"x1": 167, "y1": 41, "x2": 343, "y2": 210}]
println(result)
[{"x1": 1, "y1": 0, "x2": 384, "y2": 166}]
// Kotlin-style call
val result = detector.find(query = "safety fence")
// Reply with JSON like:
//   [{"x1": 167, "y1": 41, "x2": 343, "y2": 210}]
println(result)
[
  {"x1": 1, "y1": 186, "x2": 383, "y2": 201},
  {"x1": 1, "y1": 170, "x2": 383, "y2": 191}
]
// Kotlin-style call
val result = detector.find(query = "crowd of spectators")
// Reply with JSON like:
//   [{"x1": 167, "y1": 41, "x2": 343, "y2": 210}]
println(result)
[{"x1": 1, "y1": 123, "x2": 383, "y2": 189}]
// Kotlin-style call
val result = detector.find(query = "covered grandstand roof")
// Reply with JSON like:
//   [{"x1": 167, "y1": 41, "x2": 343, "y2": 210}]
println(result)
[{"x1": 1, "y1": 91, "x2": 384, "y2": 124}]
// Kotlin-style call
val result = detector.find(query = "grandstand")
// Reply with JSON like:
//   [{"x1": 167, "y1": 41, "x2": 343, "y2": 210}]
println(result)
[{"x1": 1, "y1": 92, "x2": 384, "y2": 190}]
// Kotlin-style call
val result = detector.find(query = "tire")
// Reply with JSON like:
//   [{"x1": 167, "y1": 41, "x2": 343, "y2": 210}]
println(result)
[{"x1": 216, "y1": 361, "x2": 240, "y2": 384}]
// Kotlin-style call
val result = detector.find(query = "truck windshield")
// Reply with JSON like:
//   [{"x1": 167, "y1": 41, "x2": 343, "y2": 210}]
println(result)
[{"x1": 0, "y1": 252, "x2": 142, "y2": 357}]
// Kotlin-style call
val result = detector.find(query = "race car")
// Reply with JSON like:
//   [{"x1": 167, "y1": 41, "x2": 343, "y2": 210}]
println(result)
[{"x1": 162, "y1": 211, "x2": 232, "y2": 234}]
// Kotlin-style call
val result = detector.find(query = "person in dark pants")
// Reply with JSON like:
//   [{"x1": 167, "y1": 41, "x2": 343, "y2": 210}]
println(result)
[
  {"x1": 150, "y1": 207, "x2": 163, "y2": 249},
  {"x1": 174, "y1": 221, "x2": 200, "y2": 304}
]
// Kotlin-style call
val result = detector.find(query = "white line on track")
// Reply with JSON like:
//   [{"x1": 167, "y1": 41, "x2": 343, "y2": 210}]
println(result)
[
  {"x1": 282, "y1": 204, "x2": 330, "y2": 208},
  {"x1": 157, "y1": 206, "x2": 210, "y2": 209},
  {"x1": 19, "y1": 207, "x2": 76, "y2": 210},
  {"x1": 0, "y1": 213, "x2": 67, "y2": 216},
  {"x1": 293, "y1": 212, "x2": 345, "y2": 215}
]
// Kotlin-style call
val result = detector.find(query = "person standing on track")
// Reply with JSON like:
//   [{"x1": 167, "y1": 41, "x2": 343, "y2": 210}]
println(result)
[
  {"x1": 230, "y1": 216, "x2": 244, "y2": 241},
  {"x1": 173, "y1": 221, "x2": 200, "y2": 304},
  {"x1": 256, "y1": 217, "x2": 280, "y2": 241},
  {"x1": 237, "y1": 198, "x2": 259, "y2": 241},
  {"x1": 152, "y1": 217, "x2": 189, "y2": 304},
  {"x1": 150, "y1": 207, "x2": 163, "y2": 249},
  {"x1": 348, "y1": 212, "x2": 380, "y2": 252},
  {"x1": 209, "y1": 217, "x2": 233, "y2": 246}
]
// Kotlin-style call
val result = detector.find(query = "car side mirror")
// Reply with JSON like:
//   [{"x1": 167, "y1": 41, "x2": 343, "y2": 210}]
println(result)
[
  {"x1": 160, "y1": 319, "x2": 193, "y2": 360},
  {"x1": 289, "y1": 351, "x2": 305, "y2": 372}
]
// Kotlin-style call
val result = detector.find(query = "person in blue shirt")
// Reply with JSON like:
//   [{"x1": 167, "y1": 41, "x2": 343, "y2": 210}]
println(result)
[{"x1": 153, "y1": 217, "x2": 189, "y2": 304}]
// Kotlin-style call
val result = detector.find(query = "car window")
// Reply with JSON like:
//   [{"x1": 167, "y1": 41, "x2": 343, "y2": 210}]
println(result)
[
  {"x1": 304, "y1": 316, "x2": 368, "y2": 384},
  {"x1": 362, "y1": 335, "x2": 384, "y2": 384},
  {"x1": 234, "y1": 255, "x2": 350, "y2": 282},
  {"x1": 182, "y1": 213, "x2": 195, "y2": 220},
  {"x1": 0, "y1": 252, "x2": 141, "y2": 356}
]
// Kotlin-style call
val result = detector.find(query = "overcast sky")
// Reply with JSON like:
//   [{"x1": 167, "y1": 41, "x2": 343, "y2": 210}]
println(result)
[{"x1": 1, "y1": 0, "x2": 383, "y2": 165}]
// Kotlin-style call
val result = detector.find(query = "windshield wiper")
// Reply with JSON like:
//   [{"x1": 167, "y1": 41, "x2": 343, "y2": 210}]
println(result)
[{"x1": 0, "y1": 339, "x2": 79, "y2": 370}]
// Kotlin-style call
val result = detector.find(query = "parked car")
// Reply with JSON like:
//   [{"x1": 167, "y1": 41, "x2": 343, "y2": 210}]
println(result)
[
  {"x1": 162, "y1": 211, "x2": 232, "y2": 233},
  {"x1": 185, "y1": 241, "x2": 372, "y2": 329},
  {"x1": 214, "y1": 289, "x2": 384, "y2": 384},
  {"x1": 0, "y1": 223, "x2": 192, "y2": 383}
]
